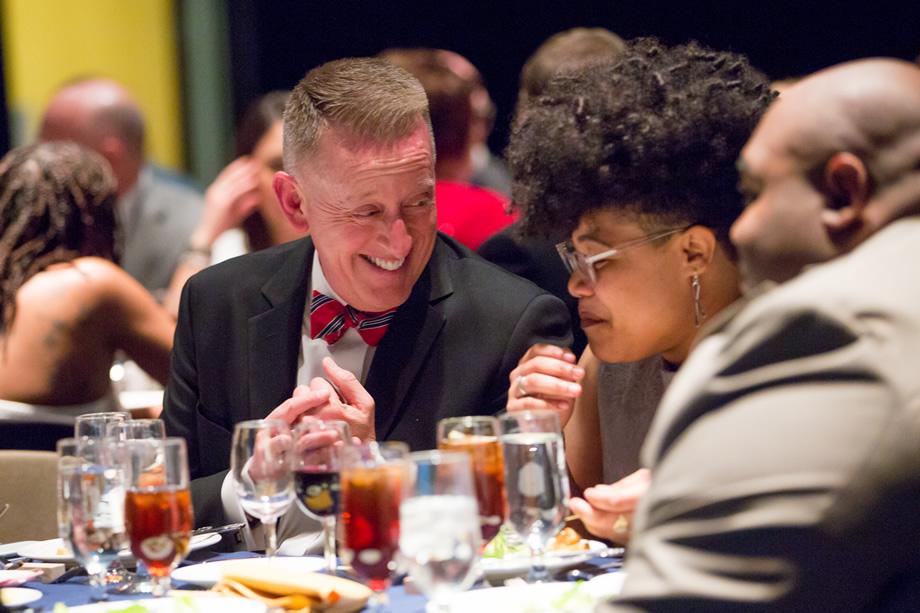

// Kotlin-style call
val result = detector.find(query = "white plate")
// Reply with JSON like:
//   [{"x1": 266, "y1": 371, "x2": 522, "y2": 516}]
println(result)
[
  {"x1": 480, "y1": 539, "x2": 605, "y2": 584},
  {"x1": 0, "y1": 587, "x2": 42, "y2": 608},
  {"x1": 0, "y1": 541, "x2": 38, "y2": 558},
  {"x1": 17, "y1": 532, "x2": 222, "y2": 563},
  {"x1": 171, "y1": 555, "x2": 327, "y2": 588},
  {"x1": 67, "y1": 593, "x2": 267, "y2": 612},
  {"x1": 448, "y1": 581, "x2": 602, "y2": 612},
  {"x1": 0, "y1": 569, "x2": 43, "y2": 587}
]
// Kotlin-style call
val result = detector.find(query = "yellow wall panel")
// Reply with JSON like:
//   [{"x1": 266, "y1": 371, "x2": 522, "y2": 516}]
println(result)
[{"x1": 2, "y1": 0, "x2": 183, "y2": 169}]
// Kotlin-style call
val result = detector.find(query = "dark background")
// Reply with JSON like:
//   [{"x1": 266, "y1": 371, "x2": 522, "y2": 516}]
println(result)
[{"x1": 228, "y1": 0, "x2": 920, "y2": 154}]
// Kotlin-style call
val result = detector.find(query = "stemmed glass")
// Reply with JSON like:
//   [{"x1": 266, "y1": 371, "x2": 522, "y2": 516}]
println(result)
[
  {"x1": 399, "y1": 450, "x2": 481, "y2": 612},
  {"x1": 73, "y1": 411, "x2": 130, "y2": 586},
  {"x1": 499, "y1": 410, "x2": 570, "y2": 583},
  {"x1": 437, "y1": 416, "x2": 506, "y2": 542},
  {"x1": 75, "y1": 411, "x2": 127, "y2": 438},
  {"x1": 57, "y1": 437, "x2": 127, "y2": 601},
  {"x1": 231, "y1": 419, "x2": 294, "y2": 559},
  {"x1": 340, "y1": 442, "x2": 410, "y2": 611},
  {"x1": 122, "y1": 437, "x2": 194, "y2": 597},
  {"x1": 292, "y1": 418, "x2": 351, "y2": 574}
]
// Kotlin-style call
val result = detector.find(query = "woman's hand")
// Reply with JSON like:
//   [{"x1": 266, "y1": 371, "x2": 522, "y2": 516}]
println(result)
[
  {"x1": 506, "y1": 344, "x2": 584, "y2": 427},
  {"x1": 568, "y1": 468, "x2": 651, "y2": 545}
]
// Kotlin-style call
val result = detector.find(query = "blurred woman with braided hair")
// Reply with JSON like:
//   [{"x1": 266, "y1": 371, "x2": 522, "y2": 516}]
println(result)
[{"x1": 0, "y1": 142, "x2": 172, "y2": 437}]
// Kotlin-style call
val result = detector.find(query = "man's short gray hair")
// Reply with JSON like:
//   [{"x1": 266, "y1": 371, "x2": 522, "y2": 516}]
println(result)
[{"x1": 282, "y1": 57, "x2": 431, "y2": 172}]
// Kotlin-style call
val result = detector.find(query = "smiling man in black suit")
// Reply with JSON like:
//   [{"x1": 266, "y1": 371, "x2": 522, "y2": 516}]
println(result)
[{"x1": 162, "y1": 57, "x2": 571, "y2": 529}]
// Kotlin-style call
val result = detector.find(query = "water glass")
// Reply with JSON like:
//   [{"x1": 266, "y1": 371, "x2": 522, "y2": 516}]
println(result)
[
  {"x1": 499, "y1": 410, "x2": 570, "y2": 582},
  {"x1": 57, "y1": 437, "x2": 126, "y2": 601},
  {"x1": 122, "y1": 438, "x2": 194, "y2": 597},
  {"x1": 437, "y1": 415, "x2": 506, "y2": 541},
  {"x1": 400, "y1": 450, "x2": 481, "y2": 611},
  {"x1": 231, "y1": 419, "x2": 294, "y2": 558}
]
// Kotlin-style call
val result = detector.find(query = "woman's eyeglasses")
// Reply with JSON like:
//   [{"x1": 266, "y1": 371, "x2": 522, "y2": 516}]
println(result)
[{"x1": 555, "y1": 226, "x2": 690, "y2": 286}]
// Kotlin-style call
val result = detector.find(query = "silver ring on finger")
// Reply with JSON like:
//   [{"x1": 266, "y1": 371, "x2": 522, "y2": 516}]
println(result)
[{"x1": 516, "y1": 374, "x2": 529, "y2": 399}]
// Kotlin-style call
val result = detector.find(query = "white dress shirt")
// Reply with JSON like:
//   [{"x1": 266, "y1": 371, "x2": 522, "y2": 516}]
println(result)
[{"x1": 221, "y1": 252, "x2": 377, "y2": 552}]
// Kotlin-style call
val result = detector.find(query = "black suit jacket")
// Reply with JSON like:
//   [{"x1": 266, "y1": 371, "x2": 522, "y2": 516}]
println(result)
[
  {"x1": 478, "y1": 224, "x2": 587, "y2": 357},
  {"x1": 163, "y1": 233, "x2": 571, "y2": 526}
]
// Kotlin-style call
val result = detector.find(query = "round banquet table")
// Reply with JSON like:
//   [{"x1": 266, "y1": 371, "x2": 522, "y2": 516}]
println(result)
[{"x1": 14, "y1": 549, "x2": 623, "y2": 611}]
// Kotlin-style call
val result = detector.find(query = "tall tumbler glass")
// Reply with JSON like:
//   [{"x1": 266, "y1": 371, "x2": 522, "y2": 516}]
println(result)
[
  {"x1": 340, "y1": 442, "x2": 409, "y2": 611},
  {"x1": 399, "y1": 450, "x2": 481, "y2": 611},
  {"x1": 499, "y1": 410, "x2": 570, "y2": 583},
  {"x1": 437, "y1": 416, "x2": 506, "y2": 542},
  {"x1": 105, "y1": 418, "x2": 166, "y2": 594},
  {"x1": 231, "y1": 419, "x2": 294, "y2": 558},
  {"x1": 57, "y1": 437, "x2": 126, "y2": 601},
  {"x1": 122, "y1": 438, "x2": 194, "y2": 597},
  {"x1": 292, "y1": 418, "x2": 351, "y2": 574}
]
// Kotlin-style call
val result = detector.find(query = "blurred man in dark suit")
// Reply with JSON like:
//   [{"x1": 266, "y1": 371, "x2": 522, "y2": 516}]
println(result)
[{"x1": 40, "y1": 78, "x2": 203, "y2": 294}]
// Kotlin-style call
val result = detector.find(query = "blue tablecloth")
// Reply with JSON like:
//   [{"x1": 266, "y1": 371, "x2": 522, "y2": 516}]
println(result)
[{"x1": 18, "y1": 550, "x2": 621, "y2": 611}]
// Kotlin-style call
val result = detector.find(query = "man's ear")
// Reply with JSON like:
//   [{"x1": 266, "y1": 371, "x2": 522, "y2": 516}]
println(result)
[
  {"x1": 820, "y1": 152, "x2": 869, "y2": 233},
  {"x1": 273, "y1": 171, "x2": 310, "y2": 232},
  {"x1": 681, "y1": 225, "x2": 717, "y2": 275}
]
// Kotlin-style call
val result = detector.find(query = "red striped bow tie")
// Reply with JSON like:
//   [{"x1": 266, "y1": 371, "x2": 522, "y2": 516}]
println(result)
[{"x1": 309, "y1": 290, "x2": 396, "y2": 346}]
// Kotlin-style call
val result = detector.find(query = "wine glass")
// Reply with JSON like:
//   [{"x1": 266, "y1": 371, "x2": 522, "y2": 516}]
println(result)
[
  {"x1": 292, "y1": 417, "x2": 351, "y2": 574},
  {"x1": 231, "y1": 419, "x2": 294, "y2": 559},
  {"x1": 340, "y1": 442, "x2": 410, "y2": 610},
  {"x1": 108, "y1": 418, "x2": 166, "y2": 441},
  {"x1": 75, "y1": 411, "x2": 127, "y2": 438},
  {"x1": 122, "y1": 437, "x2": 194, "y2": 597},
  {"x1": 437, "y1": 415, "x2": 506, "y2": 542},
  {"x1": 57, "y1": 437, "x2": 127, "y2": 601},
  {"x1": 499, "y1": 410, "x2": 570, "y2": 583},
  {"x1": 400, "y1": 450, "x2": 481, "y2": 612}
]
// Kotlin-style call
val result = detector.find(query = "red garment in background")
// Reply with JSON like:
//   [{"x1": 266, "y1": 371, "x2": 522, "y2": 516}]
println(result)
[{"x1": 435, "y1": 180, "x2": 517, "y2": 250}]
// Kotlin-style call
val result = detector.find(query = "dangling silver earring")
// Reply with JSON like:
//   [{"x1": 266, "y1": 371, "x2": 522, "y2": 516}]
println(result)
[{"x1": 692, "y1": 274, "x2": 706, "y2": 328}]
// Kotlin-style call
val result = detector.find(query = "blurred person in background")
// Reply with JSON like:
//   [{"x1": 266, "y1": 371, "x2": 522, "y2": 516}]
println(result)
[
  {"x1": 479, "y1": 27, "x2": 627, "y2": 358},
  {"x1": 381, "y1": 48, "x2": 515, "y2": 250},
  {"x1": 39, "y1": 78, "x2": 203, "y2": 296},
  {"x1": 163, "y1": 91, "x2": 301, "y2": 316},
  {"x1": 0, "y1": 143, "x2": 173, "y2": 440},
  {"x1": 434, "y1": 49, "x2": 511, "y2": 196},
  {"x1": 505, "y1": 39, "x2": 774, "y2": 544}
]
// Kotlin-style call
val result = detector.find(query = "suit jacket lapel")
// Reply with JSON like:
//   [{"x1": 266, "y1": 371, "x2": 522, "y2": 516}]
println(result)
[
  {"x1": 248, "y1": 238, "x2": 314, "y2": 419},
  {"x1": 366, "y1": 240, "x2": 454, "y2": 440}
]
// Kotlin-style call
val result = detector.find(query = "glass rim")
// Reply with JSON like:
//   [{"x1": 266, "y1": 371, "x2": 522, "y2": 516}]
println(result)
[
  {"x1": 234, "y1": 418, "x2": 290, "y2": 430},
  {"x1": 437, "y1": 415, "x2": 500, "y2": 427},
  {"x1": 407, "y1": 449, "x2": 471, "y2": 466}
]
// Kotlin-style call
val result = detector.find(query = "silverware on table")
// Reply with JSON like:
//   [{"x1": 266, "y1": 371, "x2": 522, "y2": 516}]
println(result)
[{"x1": 0, "y1": 503, "x2": 9, "y2": 522}]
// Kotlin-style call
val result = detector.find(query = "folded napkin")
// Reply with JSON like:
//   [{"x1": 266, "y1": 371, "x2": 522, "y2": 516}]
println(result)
[{"x1": 212, "y1": 560, "x2": 371, "y2": 612}]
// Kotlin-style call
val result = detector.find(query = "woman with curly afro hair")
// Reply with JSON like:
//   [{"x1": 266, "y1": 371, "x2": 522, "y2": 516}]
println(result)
[
  {"x1": 0, "y1": 142, "x2": 172, "y2": 442},
  {"x1": 504, "y1": 38, "x2": 776, "y2": 543}
]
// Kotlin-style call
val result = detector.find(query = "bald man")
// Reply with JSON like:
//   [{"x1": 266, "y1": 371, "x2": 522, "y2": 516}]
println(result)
[
  {"x1": 602, "y1": 59, "x2": 920, "y2": 612},
  {"x1": 41, "y1": 78, "x2": 203, "y2": 293}
]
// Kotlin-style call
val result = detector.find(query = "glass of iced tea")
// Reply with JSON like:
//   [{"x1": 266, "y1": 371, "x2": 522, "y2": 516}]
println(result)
[
  {"x1": 339, "y1": 442, "x2": 409, "y2": 609},
  {"x1": 437, "y1": 415, "x2": 506, "y2": 541},
  {"x1": 122, "y1": 438, "x2": 193, "y2": 597}
]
